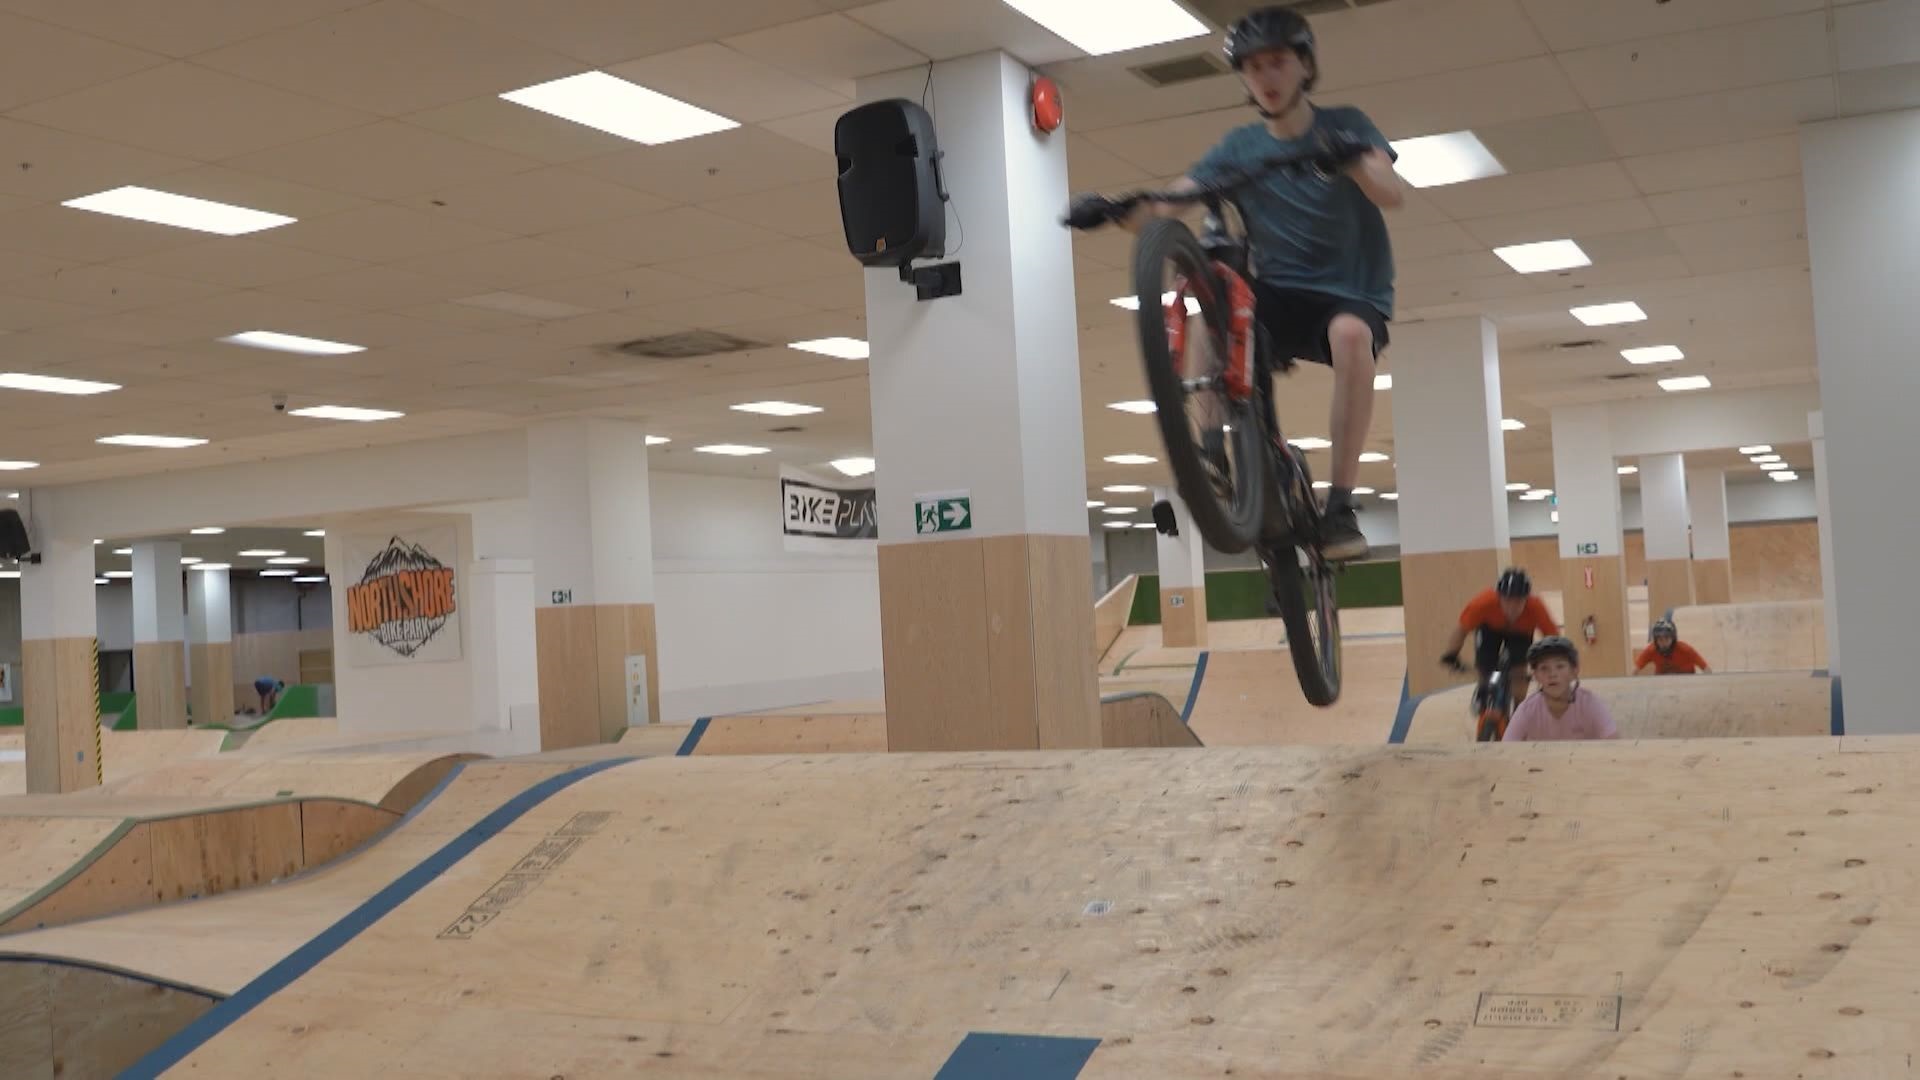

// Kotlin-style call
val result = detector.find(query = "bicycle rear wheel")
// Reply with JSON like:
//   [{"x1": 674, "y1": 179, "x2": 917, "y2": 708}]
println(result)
[
  {"x1": 1265, "y1": 543, "x2": 1342, "y2": 706},
  {"x1": 1131, "y1": 218, "x2": 1264, "y2": 553}
]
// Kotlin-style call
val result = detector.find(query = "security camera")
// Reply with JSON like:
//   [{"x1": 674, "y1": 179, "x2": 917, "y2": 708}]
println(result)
[{"x1": 271, "y1": 393, "x2": 288, "y2": 413}]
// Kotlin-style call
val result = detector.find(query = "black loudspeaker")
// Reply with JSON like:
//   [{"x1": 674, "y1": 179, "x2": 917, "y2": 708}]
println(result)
[
  {"x1": 835, "y1": 99, "x2": 946, "y2": 269},
  {"x1": 0, "y1": 509, "x2": 30, "y2": 561}
]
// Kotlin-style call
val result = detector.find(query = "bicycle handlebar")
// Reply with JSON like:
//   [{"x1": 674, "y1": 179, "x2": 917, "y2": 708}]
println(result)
[{"x1": 1062, "y1": 136, "x2": 1375, "y2": 231}]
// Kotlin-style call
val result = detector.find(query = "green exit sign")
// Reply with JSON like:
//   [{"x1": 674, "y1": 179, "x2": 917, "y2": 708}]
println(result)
[
  {"x1": 1577, "y1": 542, "x2": 1600, "y2": 556},
  {"x1": 915, "y1": 492, "x2": 972, "y2": 535}
]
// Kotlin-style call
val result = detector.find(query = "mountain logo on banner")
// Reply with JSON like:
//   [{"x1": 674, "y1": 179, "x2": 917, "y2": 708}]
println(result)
[{"x1": 345, "y1": 536, "x2": 457, "y2": 658}]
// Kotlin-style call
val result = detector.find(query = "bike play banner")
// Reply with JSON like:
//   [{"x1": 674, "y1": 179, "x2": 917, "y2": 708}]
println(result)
[
  {"x1": 342, "y1": 527, "x2": 464, "y2": 666},
  {"x1": 779, "y1": 465, "x2": 877, "y2": 555}
]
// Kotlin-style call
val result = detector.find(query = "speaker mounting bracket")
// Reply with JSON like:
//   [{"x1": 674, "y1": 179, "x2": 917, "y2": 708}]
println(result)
[{"x1": 898, "y1": 260, "x2": 962, "y2": 301}]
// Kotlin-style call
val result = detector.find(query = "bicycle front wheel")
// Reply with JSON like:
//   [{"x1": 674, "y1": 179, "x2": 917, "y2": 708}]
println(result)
[
  {"x1": 1131, "y1": 218, "x2": 1264, "y2": 553},
  {"x1": 1267, "y1": 544, "x2": 1343, "y2": 706}
]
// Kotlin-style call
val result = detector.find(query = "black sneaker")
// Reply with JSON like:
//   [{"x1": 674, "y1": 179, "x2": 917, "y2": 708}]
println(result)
[{"x1": 1319, "y1": 503, "x2": 1368, "y2": 562}]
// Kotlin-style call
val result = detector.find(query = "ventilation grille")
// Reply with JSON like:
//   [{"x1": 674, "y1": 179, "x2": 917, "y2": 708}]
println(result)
[
  {"x1": 1132, "y1": 52, "x2": 1229, "y2": 87},
  {"x1": 606, "y1": 330, "x2": 764, "y2": 360},
  {"x1": 768, "y1": 425, "x2": 805, "y2": 434},
  {"x1": 1550, "y1": 339, "x2": 1606, "y2": 351},
  {"x1": 1603, "y1": 372, "x2": 1643, "y2": 382}
]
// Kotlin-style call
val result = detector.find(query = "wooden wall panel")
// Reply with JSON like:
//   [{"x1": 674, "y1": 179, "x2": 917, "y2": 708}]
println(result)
[
  {"x1": 880, "y1": 539, "x2": 1007, "y2": 752},
  {"x1": 301, "y1": 802, "x2": 400, "y2": 866},
  {"x1": 1693, "y1": 559, "x2": 1734, "y2": 605},
  {"x1": 134, "y1": 640, "x2": 187, "y2": 730},
  {"x1": 1560, "y1": 556, "x2": 1632, "y2": 677},
  {"x1": 1024, "y1": 534, "x2": 1101, "y2": 751},
  {"x1": 1159, "y1": 587, "x2": 1206, "y2": 648},
  {"x1": 190, "y1": 642, "x2": 234, "y2": 729},
  {"x1": 1509, "y1": 538, "x2": 1561, "y2": 593},
  {"x1": 535, "y1": 606, "x2": 600, "y2": 752},
  {"x1": 1098, "y1": 692, "x2": 1200, "y2": 748},
  {"x1": 1730, "y1": 520, "x2": 1821, "y2": 602},
  {"x1": 146, "y1": 803, "x2": 303, "y2": 902},
  {"x1": 1402, "y1": 548, "x2": 1507, "y2": 696},
  {"x1": 231, "y1": 629, "x2": 331, "y2": 695},
  {"x1": 592, "y1": 603, "x2": 659, "y2": 742},
  {"x1": 0, "y1": 961, "x2": 215, "y2": 1080},
  {"x1": 1091, "y1": 574, "x2": 1139, "y2": 666},
  {"x1": 1645, "y1": 558, "x2": 1695, "y2": 622},
  {"x1": 23, "y1": 637, "x2": 99, "y2": 794}
]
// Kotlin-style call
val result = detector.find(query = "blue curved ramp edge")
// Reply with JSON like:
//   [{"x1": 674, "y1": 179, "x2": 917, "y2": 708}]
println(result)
[
  {"x1": 1179, "y1": 651, "x2": 1211, "y2": 725},
  {"x1": 936, "y1": 1033, "x2": 1102, "y2": 1079},
  {"x1": 1388, "y1": 674, "x2": 1420, "y2": 744},
  {"x1": 123, "y1": 756, "x2": 639, "y2": 1079},
  {"x1": 677, "y1": 717, "x2": 712, "y2": 756},
  {"x1": 1831, "y1": 674, "x2": 1844, "y2": 737}
]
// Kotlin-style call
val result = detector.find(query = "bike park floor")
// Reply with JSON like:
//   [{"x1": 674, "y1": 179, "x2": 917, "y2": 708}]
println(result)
[{"x1": 43, "y1": 738, "x2": 1920, "y2": 1078}]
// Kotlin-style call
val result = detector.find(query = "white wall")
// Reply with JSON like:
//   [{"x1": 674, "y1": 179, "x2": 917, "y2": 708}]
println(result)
[
  {"x1": 95, "y1": 582, "x2": 133, "y2": 652},
  {"x1": 648, "y1": 471, "x2": 884, "y2": 721},
  {"x1": 0, "y1": 579, "x2": 20, "y2": 669}
]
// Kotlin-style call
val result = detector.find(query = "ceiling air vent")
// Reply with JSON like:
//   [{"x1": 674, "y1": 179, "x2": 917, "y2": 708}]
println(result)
[
  {"x1": 1132, "y1": 52, "x2": 1229, "y2": 88},
  {"x1": 1603, "y1": 372, "x2": 1642, "y2": 382},
  {"x1": 767, "y1": 426, "x2": 805, "y2": 434},
  {"x1": 607, "y1": 330, "x2": 764, "y2": 360},
  {"x1": 1552, "y1": 339, "x2": 1606, "y2": 351}
]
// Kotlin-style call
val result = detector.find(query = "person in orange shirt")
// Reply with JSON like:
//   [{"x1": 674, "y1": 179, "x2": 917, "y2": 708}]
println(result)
[
  {"x1": 1440, "y1": 568, "x2": 1560, "y2": 706},
  {"x1": 1634, "y1": 617, "x2": 1711, "y2": 676}
]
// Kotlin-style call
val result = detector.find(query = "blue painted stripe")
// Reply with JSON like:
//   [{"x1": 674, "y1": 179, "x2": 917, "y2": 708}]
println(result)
[
  {"x1": 1831, "y1": 674, "x2": 1845, "y2": 737},
  {"x1": 1388, "y1": 676, "x2": 1422, "y2": 745},
  {"x1": 1179, "y1": 651, "x2": 1211, "y2": 726},
  {"x1": 124, "y1": 756, "x2": 638, "y2": 1079},
  {"x1": 677, "y1": 717, "x2": 711, "y2": 756},
  {"x1": 936, "y1": 1032, "x2": 1102, "y2": 1079},
  {"x1": 1811, "y1": 668, "x2": 1828, "y2": 678}
]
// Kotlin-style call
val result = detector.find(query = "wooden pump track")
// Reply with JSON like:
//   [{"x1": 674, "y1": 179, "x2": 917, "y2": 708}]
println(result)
[
  {"x1": 20, "y1": 738, "x2": 1920, "y2": 1078},
  {"x1": 1400, "y1": 673, "x2": 1836, "y2": 744}
]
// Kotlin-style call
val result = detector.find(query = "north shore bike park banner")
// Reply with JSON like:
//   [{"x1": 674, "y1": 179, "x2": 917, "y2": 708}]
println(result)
[
  {"x1": 780, "y1": 466, "x2": 877, "y2": 555},
  {"x1": 342, "y1": 527, "x2": 464, "y2": 666}
]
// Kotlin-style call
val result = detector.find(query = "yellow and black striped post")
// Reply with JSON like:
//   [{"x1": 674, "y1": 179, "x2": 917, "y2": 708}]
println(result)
[{"x1": 91, "y1": 638, "x2": 102, "y2": 784}]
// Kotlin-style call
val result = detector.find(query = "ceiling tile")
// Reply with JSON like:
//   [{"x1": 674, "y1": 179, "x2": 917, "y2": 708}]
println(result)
[
  {"x1": 756, "y1": 105, "x2": 847, "y2": 155},
  {"x1": 606, "y1": 43, "x2": 850, "y2": 123},
  {"x1": 264, "y1": 205, "x2": 514, "y2": 263},
  {"x1": 1396, "y1": 250, "x2": 1512, "y2": 287},
  {"x1": 540, "y1": 205, "x2": 784, "y2": 264},
  {"x1": 389, "y1": 237, "x2": 631, "y2": 293},
  {"x1": 571, "y1": 125, "x2": 835, "y2": 204},
  {"x1": 1572, "y1": 228, "x2": 1683, "y2": 263},
  {"x1": 1423, "y1": 161, "x2": 1638, "y2": 220},
  {"x1": 0, "y1": 12, "x2": 164, "y2": 112},
  {"x1": 418, "y1": 0, "x2": 816, "y2": 68},
  {"x1": 0, "y1": 204, "x2": 210, "y2": 263},
  {"x1": 505, "y1": 310, "x2": 683, "y2": 348},
  {"x1": 1682, "y1": 237, "x2": 1809, "y2": 277},
  {"x1": 700, "y1": 180, "x2": 844, "y2": 241},
  {"x1": 1647, "y1": 176, "x2": 1804, "y2": 226},
  {"x1": 0, "y1": 293, "x2": 101, "y2": 332},
  {"x1": 626, "y1": 289, "x2": 815, "y2": 330},
  {"x1": 1663, "y1": 209, "x2": 1806, "y2": 258},
  {"x1": 225, "y1": 121, "x2": 545, "y2": 202},
  {"x1": 517, "y1": 266, "x2": 723, "y2": 312},
  {"x1": 2, "y1": 266, "x2": 229, "y2": 313},
  {"x1": 0, "y1": 249, "x2": 82, "y2": 286},
  {"x1": 194, "y1": 0, "x2": 582, "y2": 117},
  {"x1": 1832, "y1": 0, "x2": 1920, "y2": 73},
  {"x1": 1388, "y1": 222, "x2": 1483, "y2": 260},
  {"x1": 1556, "y1": 12, "x2": 1831, "y2": 110},
  {"x1": 1315, "y1": 0, "x2": 1549, "y2": 91},
  {"x1": 110, "y1": 241, "x2": 366, "y2": 290},
  {"x1": 0, "y1": 118, "x2": 199, "y2": 202},
  {"x1": 1460, "y1": 196, "x2": 1657, "y2": 248},
  {"x1": 0, "y1": 0, "x2": 368, "y2": 57},
  {"x1": 846, "y1": 0, "x2": 1079, "y2": 66},
  {"x1": 13, "y1": 62, "x2": 376, "y2": 161},
  {"x1": 1836, "y1": 63, "x2": 1920, "y2": 117},
  {"x1": 651, "y1": 240, "x2": 851, "y2": 291},
  {"x1": 1341, "y1": 56, "x2": 1585, "y2": 138},
  {"x1": 1517, "y1": 0, "x2": 1825, "y2": 52},
  {"x1": 401, "y1": 96, "x2": 639, "y2": 164},
  {"x1": 412, "y1": 168, "x2": 670, "y2": 235},
  {"x1": 1622, "y1": 135, "x2": 1801, "y2": 195},
  {"x1": 1082, "y1": 106, "x2": 1241, "y2": 180},
  {"x1": 1472, "y1": 110, "x2": 1618, "y2": 175},
  {"x1": 723, "y1": 13, "x2": 927, "y2": 96},
  {"x1": 1593, "y1": 78, "x2": 1833, "y2": 158}
]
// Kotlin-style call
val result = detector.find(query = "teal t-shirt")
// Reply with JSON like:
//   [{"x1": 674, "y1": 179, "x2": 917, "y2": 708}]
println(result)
[{"x1": 1188, "y1": 105, "x2": 1398, "y2": 318}]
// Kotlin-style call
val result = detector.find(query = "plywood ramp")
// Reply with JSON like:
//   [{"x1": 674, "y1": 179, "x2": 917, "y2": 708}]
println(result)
[
  {"x1": 0, "y1": 957, "x2": 219, "y2": 1080},
  {"x1": 1673, "y1": 601, "x2": 1828, "y2": 673},
  {"x1": 1091, "y1": 574, "x2": 1139, "y2": 667},
  {"x1": 1186, "y1": 642, "x2": 1404, "y2": 746},
  {"x1": 81, "y1": 751, "x2": 479, "y2": 814},
  {"x1": 1403, "y1": 673, "x2": 1832, "y2": 743},
  {"x1": 0, "y1": 795, "x2": 397, "y2": 935},
  {"x1": 0, "y1": 730, "x2": 228, "y2": 797},
  {"x1": 117, "y1": 740, "x2": 1920, "y2": 1077}
]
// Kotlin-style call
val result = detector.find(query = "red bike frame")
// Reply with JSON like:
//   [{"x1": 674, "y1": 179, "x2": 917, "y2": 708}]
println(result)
[{"x1": 1164, "y1": 264, "x2": 1257, "y2": 402}]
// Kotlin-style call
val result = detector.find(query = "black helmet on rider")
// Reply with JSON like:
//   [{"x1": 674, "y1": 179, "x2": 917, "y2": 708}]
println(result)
[
  {"x1": 1495, "y1": 568, "x2": 1532, "y2": 599},
  {"x1": 1225, "y1": 7, "x2": 1318, "y2": 90},
  {"x1": 1527, "y1": 636, "x2": 1579, "y2": 669},
  {"x1": 1650, "y1": 617, "x2": 1677, "y2": 654}
]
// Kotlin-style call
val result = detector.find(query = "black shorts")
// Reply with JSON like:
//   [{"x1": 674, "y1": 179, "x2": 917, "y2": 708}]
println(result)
[
  {"x1": 1253, "y1": 283, "x2": 1389, "y2": 368},
  {"x1": 1474, "y1": 630, "x2": 1533, "y2": 677}
]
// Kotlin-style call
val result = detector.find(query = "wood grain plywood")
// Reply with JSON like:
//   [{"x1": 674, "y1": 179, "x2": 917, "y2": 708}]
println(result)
[
  {"x1": 1097, "y1": 692, "x2": 1200, "y2": 748},
  {"x1": 1022, "y1": 534, "x2": 1101, "y2": 751},
  {"x1": 1158, "y1": 587, "x2": 1205, "y2": 648},
  {"x1": 1403, "y1": 548, "x2": 1506, "y2": 696},
  {"x1": 878, "y1": 538, "x2": 1014, "y2": 752},
  {"x1": 145, "y1": 802, "x2": 304, "y2": 903},
  {"x1": 592, "y1": 603, "x2": 658, "y2": 741},
  {"x1": 133, "y1": 641, "x2": 188, "y2": 731},
  {"x1": 534, "y1": 605, "x2": 599, "y2": 752},
  {"x1": 1693, "y1": 558, "x2": 1734, "y2": 605},
  {"x1": 22, "y1": 637, "x2": 101, "y2": 795},
  {"x1": 1731, "y1": 520, "x2": 1822, "y2": 601},
  {"x1": 1560, "y1": 555, "x2": 1633, "y2": 677},
  {"x1": 189, "y1": 642, "x2": 234, "y2": 729},
  {"x1": 0, "y1": 960, "x2": 216, "y2": 1080},
  {"x1": 696, "y1": 715, "x2": 887, "y2": 756},
  {"x1": 1646, "y1": 557, "x2": 1696, "y2": 621},
  {"x1": 1403, "y1": 673, "x2": 1832, "y2": 743},
  {"x1": 1092, "y1": 574, "x2": 1139, "y2": 666},
  {"x1": 1187, "y1": 642, "x2": 1406, "y2": 746},
  {"x1": 1672, "y1": 600, "x2": 1828, "y2": 673},
  {"x1": 300, "y1": 801, "x2": 400, "y2": 866}
]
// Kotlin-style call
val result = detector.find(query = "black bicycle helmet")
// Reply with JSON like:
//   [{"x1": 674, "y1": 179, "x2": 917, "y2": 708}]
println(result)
[
  {"x1": 1225, "y1": 6, "x2": 1317, "y2": 87},
  {"x1": 1650, "y1": 616, "x2": 1677, "y2": 652},
  {"x1": 1495, "y1": 567, "x2": 1532, "y2": 598},
  {"x1": 1527, "y1": 636, "x2": 1579, "y2": 668}
]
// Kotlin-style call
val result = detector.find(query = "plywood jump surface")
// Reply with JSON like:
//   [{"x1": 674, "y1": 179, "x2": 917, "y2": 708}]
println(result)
[
  {"x1": 0, "y1": 730, "x2": 227, "y2": 796},
  {"x1": 116, "y1": 740, "x2": 1920, "y2": 1077},
  {"x1": 1186, "y1": 642, "x2": 1407, "y2": 746},
  {"x1": 1402, "y1": 673, "x2": 1833, "y2": 744},
  {"x1": 1671, "y1": 601, "x2": 1827, "y2": 673}
]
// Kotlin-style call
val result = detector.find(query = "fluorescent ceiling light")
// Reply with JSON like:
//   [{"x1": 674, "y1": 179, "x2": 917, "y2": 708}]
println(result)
[
  {"x1": 1111, "y1": 292, "x2": 1201, "y2": 316},
  {"x1": 94, "y1": 577, "x2": 107, "y2": 585},
  {"x1": 1103, "y1": 484, "x2": 1147, "y2": 494},
  {"x1": 1501, "y1": 418, "x2": 1526, "y2": 432},
  {"x1": 293, "y1": 576, "x2": 328, "y2": 583},
  {"x1": 179, "y1": 557, "x2": 202, "y2": 565},
  {"x1": 1000, "y1": 0, "x2": 1207, "y2": 56},
  {"x1": 0, "y1": 571, "x2": 17, "y2": 580},
  {"x1": 1739, "y1": 445, "x2": 1773, "y2": 455},
  {"x1": 1531, "y1": 489, "x2": 1554, "y2": 497},
  {"x1": 93, "y1": 539, "x2": 102, "y2": 545},
  {"x1": 97, "y1": 434, "x2": 207, "y2": 449},
  {"x1": 645, "y1": 436, "x2": 669, "y2": 447},
  {"x1": 4, "y1": 493, "x2": 14, "y2": 499},
  {"x1": 731, "y1": 401, "x2": 822, "y2": 417},
  {"x1": 0, "y1": 372, "x2": 120, "y2": 395},
  {"x1": 788, "y1": 338, "x2": 869, "y2": 360},
  {"x1": 304, "y1": 530, "x2": 326, "y2": 537},
  {"x1": 259, "y1": 569, "x2": 298, "y2": 577},
  {"x1": 1358, "y1": 452, "x2": 1390, "y2": 464},
  {"x1": 1520, "y1": 492, "x2": 1549, "y2": 501},
  {"x1": 220, "y1": 331, "x2": 364, "y2": 356},
  {"x1": 1773, "y1": 472, "x2": 1799, "y2": 482},
  {"x1": 1101, "y1": 506, "x2": 1138, "y2": 515},
  {"x1": 1104, "y1": 453, "x2": 1157, "y2": 465},
  {"x1": 238, "y1": 549, "x2": 286, "y2": 558},
  {"x1": 112, "y1": 547, "x2": 132, "y2": 556},
  {"x1": 1380, "y1": 492, "x2": 1399, "y2": 501},
  {"x1": 1103, "y1": 521, "x2": 1132, "y2": 530},
  {"x1": 1617, "y1": 465, "x2": 1639, "y2": 475},
  {"x1": 1659, "y1": 375, "x2": 1711, "y2": 392},
  {"x1": 1622, "y1": 345, "x2": 1684, "y2": 365},
  {"x1": 502, "y1": 71, "x2": 738, "y2": 145},
  {"x1": 192, "y1": 563, "x2": 231, "y2": 571},
  {"x1": 1352, "y1": 487, "x2": 1376, "y2": 496},
  {"x1": 0, "y1": 461, "x2": 36, "y2": 470},
  {"x1": 695, "y1": 444, "x2": 770, "y2": 456},
  {"x1": 1107, "y1": 400, "x2": 1157, "y2": 414},
  {"x1": 290, "y1": 405, "x2": 404, "y2": 422},
  {"x1": 1373, "y1": 374, "x2": 1392, "y2": 391},
  {"x1": 1759, "y1": 462, "x2": 1789, "y2": 471},
  {"x1": 191, "y1": 527, "x2": 225, "y2": 536},
  {"x1": 1505, "y1": 483, "x2": 1530, "y2": 492},
  {"x1": 1311, "y1": 480, "x2": 1332, "y2": 490},
  {"x1": 1086, "y1": 500, "x2": 1105, "y2": 509},
  {"x1": 1493, "y1": 239, "x2": 1590, "y2": 274},
  {"x1": 1550, "y1": 510, "x2": 1560, "y2": 523},
  {"x1": 830, "y1": 457, "x2": 876, "y2": 477},
  {"x1": 1571, "y1": 301, "x2": 1647, "y2": 326},
  {"x1": 1750, "y1": 454, "x2": 1782, "y2": 464},
  {"x1": 1387, "y1": 131, "x2": 1505, "y2": 189},
  {"x1": 63, "y1": 186, "x2": 295, "y2": 235},
  {"x1": 1288, "y1": 436, "x2": 1332, "y2": 451},
  {"x1": 268, "y1": 556, "x2": 309, "y2": 565},
  {"x1": 104, "y1": 570, "x2": 132, "y2": 579},
  {"x1": 1132, "y1": 522, "x2": 1157, "y2": 529}
]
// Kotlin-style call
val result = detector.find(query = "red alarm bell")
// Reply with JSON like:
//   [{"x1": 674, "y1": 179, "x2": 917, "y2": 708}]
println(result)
[{"x1": 1031, "y1": 74, "x2": 1064, "y2": 135}]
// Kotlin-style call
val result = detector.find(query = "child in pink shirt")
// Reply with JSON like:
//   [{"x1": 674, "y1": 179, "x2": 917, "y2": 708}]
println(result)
[{"x1": 1503, "y1": 636, "x2": 1618, "y2": 742}]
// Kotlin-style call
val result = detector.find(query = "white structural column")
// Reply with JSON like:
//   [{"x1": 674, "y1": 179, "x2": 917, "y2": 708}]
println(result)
[
  {"x1": 1152, "y1": 488, "x2": 1208, "y2": 648},
  {"x1": 527, "y1": 419, "x2": 658, "y2": 750},
  {"x1": 19, "y1": 530, "x2": 100, "y2": 792},
  {"x1": 1810, "y1": 412, "x2": 1839, "y2": 674},
  {"x1": 1389, "y1": 316, "x2": 1510, "y2": 695},
  {"x1": 1802, "y1": 110, "x2": 1920, "y2": 730},
  {"x1": 1685, "y1": 466, "x2": 1733, "y2": 605},
  {"x1": 1638, "y1": 453, "x2": 1693, "y2": 621},
  {"x1": 131, "y1": 541, "x2": 187, "y2": 729},
  {"x1": 1551, "y1": 404, "x2": 1631, "y2": 676},
  {"x1": 858, "y1": 51, "x2": 1098, "y2": 750},
  {"x1": 187, "y1": 567, "x2": 234, "y2": 728}
]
